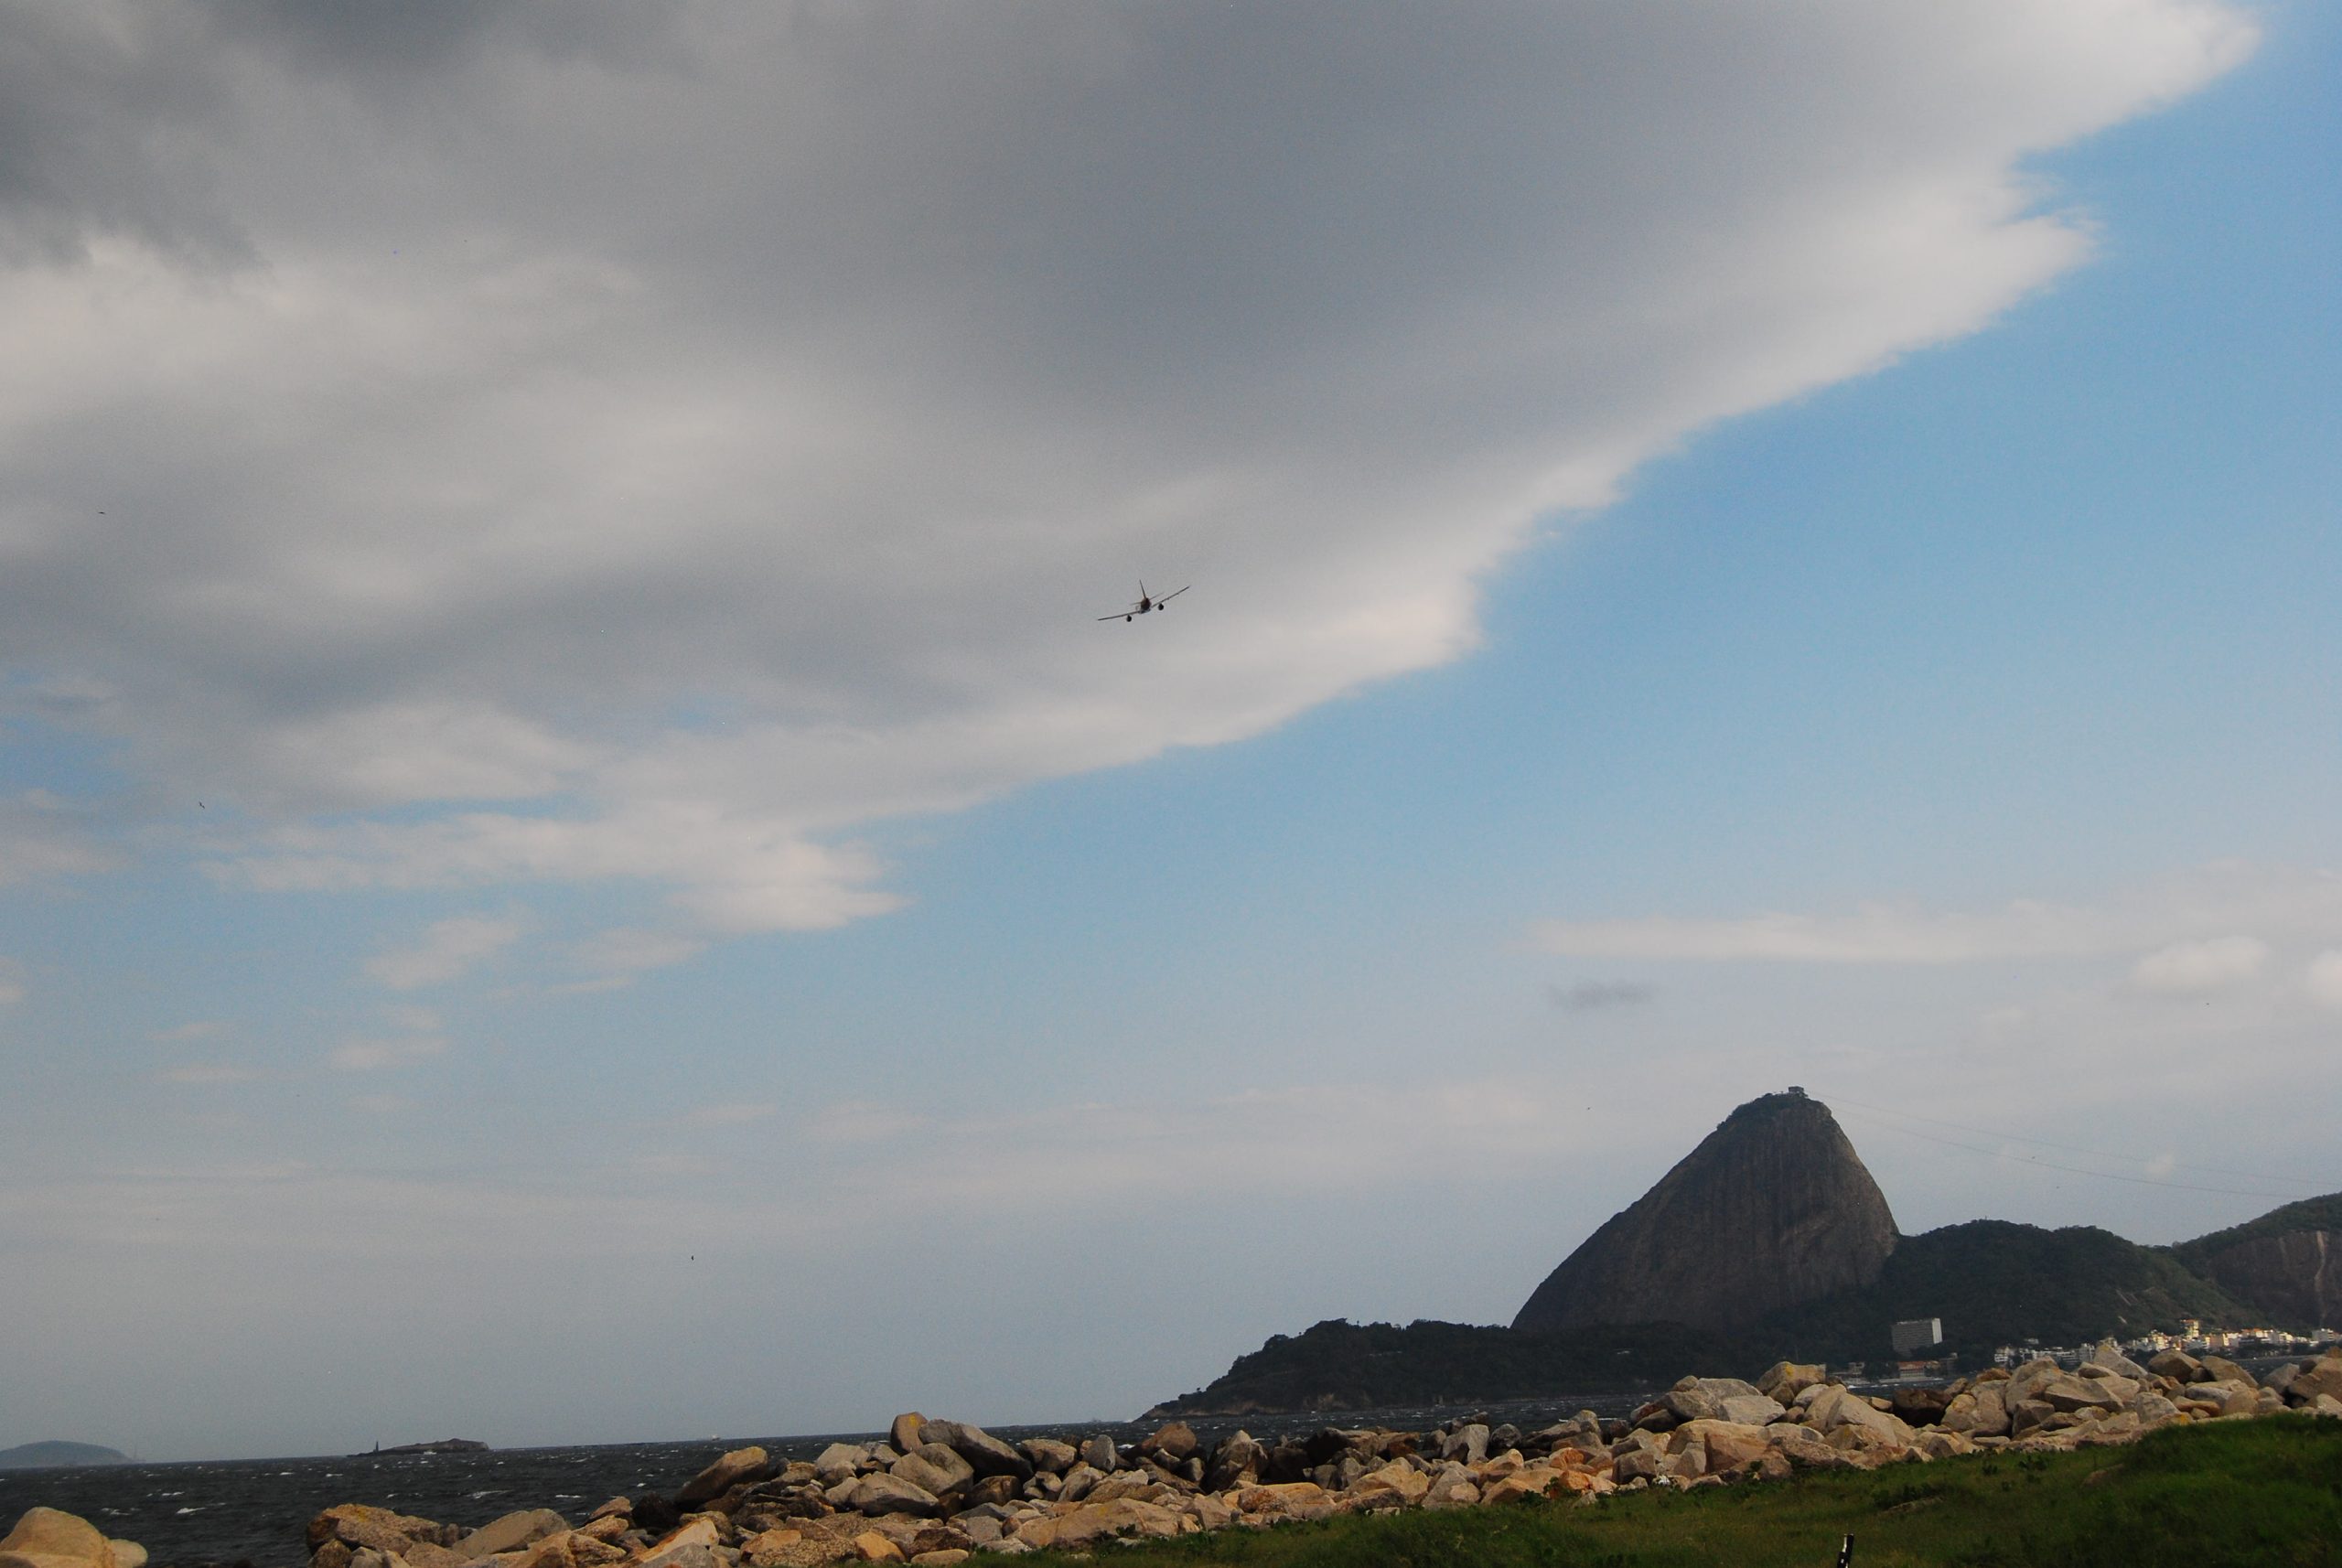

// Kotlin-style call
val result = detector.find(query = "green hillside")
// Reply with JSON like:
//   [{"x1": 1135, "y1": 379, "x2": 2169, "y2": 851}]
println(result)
[
  {"x1": 1151, "y1": 1317, "x2": 1739, "y2": 1414},
  {"x1": 1752, "y1": 1219, "x2": 2247, "y2": 1366},
  {"x1": 2171, "y1": 1194, "x2": 2342, "y2": 1271}
]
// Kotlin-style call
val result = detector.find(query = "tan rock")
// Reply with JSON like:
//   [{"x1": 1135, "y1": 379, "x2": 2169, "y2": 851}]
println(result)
[
  {"x1": 1756, "y1": 1361, "x2": 1826, "y2": 1403},
  {"x1": 1230, "y1": 1483, "x2": 1331, "y2": 1520},
  {"x1": 891, "y1": 1448, "x2": 972, "y2": 1500},
  {"x1": 845, "y1": 1476, "x2": 940, "y2": 1519},
  {"x1": 1912, "y1": 1430, "x2": 1975, "y2": 1461},
  {"x1": 814, "y1": 1445, "x2": 870, "y2": 1486},
  {"x1": 1015, "y1": 1499, "x2": 1181, "y2": 1549},
  {"x1": 1481, "y1": 1466, "x2": 1563, "y2": 1505},
  {"x1": 889, "y1": 1416, "x2": 927, "y2": 1455},
  {"x1": 635, "y1": 1518, "x2": 721, "y2": 1568},
  {"x1": 2200, "y1": 1355, "x2": 2257, "y2": 1387},
  {"x1": 457, "y1": 1512, "x2": 571, "y2": 1562},
  {"x1": 2040, "y1": 1374, "x2": 2130, "y2": 1413},
  {"x1": 316, "y1": 1541, "x2": 356, "y2": 1568},
  {"x1": 850, "y1": 1533, "x2": 902, "y2": 1563},
  {"x1": 1, "y1": 1511, "x2": 117, "y2": 1568},
  {"x1": 679, "y1": 1448, "x2": 772, "y2": 1508},
  {"x1": 1141, "y1": 1423, "x2": 1198, "y2": 1462},
  {"x1": 2192, "y1": 1380, "x2": 2261, "y2": 1418},
  {"x1": 308, "y1": 1507, "x2": 457, "y2": 1556},
  {"x1": 1764, "y1": 1425, "x2": 1849, "y2": 1469},
  {"x1": 1351, "y1": 1461, "x2": 1429, "y2": 1504},
  {"x1": 2148, "y1": 1349, "x2": 2206, "y2": 1383},
  {"x1": 1804, "y1": 1385, "x2": 1918, "y2": 1445},
  {"x1": 2291, "y1": 1357, "x2": 2342, "y2": 1404},
  {"x1": 1679, "y1": 1420, "x2": 1772, "y2": 1474},
  {"x1": 742, "y1": 1530, "x2": 804, "y2": 1568}
]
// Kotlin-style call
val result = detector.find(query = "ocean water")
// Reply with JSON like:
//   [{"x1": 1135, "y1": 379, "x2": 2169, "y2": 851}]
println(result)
[{"x1": 0, "y1": 1398, "x2": 1643, "y2": 1568}]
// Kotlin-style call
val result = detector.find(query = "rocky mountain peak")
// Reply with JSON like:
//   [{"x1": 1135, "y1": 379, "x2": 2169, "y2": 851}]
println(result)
[{"x1": 1512, "y1": 1089, "x2": 1898, "y2": 1334}]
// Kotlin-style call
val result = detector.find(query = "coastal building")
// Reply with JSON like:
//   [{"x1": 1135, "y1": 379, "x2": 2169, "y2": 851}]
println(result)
[{"x1": 1891, "y1": 1317, "x2": 1944, "y2": 1356}]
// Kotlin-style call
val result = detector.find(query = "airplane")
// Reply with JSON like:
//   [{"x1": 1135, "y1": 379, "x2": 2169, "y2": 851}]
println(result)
[{"x1": 1098, "y1": 582, "x2": 1188, "y2": 622}]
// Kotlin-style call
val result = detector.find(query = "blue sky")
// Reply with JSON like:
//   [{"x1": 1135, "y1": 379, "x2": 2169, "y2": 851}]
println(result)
[{"x1": 2, "y1": 0, "x2": 2336, "y2": 1460}]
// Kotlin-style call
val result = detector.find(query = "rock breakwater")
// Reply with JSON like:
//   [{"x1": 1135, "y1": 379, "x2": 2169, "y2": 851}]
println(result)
[{"x1": 16, "y1": 1348, "x2": 2342, "y2": 1567}]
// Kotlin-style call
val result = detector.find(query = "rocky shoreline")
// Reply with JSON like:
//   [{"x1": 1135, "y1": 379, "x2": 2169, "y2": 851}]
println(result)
[{"x1": 14, "y1": 1345, "x2": 2342, "y2": 1568}]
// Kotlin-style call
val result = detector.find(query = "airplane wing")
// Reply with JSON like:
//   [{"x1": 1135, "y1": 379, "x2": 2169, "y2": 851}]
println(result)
[
  {"x1": 1097, "y1": 610, "x2": 1133, "y2": 620},
  {"x1": 1158, "y1": 585, "x2": 1190, "y2": 602}
]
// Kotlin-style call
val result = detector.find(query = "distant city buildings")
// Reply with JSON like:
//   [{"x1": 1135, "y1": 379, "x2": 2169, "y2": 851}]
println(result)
[{"x1": 1991, "y1": 1324, "x2": 2337, "y2": 1368}]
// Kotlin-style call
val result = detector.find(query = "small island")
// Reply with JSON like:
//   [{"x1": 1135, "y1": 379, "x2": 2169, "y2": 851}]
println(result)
[
  {"x1": 356, "y1": 1438, "x2": 490, "y2": 1456},
  {"x1": 0, "y1": 1440, "x2": 128, "y2": 1470}
]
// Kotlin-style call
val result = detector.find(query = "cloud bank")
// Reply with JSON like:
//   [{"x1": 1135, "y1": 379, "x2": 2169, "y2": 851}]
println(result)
[{"x1": 0, "y1": 1, "x2": 2255, "y2": 937}]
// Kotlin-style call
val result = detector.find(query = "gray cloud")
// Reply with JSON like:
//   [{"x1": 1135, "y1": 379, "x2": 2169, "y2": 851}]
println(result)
[
  {"x1": 0, "y1": 1, "x2": 2255, "y2": 931},
  {"x1": 1550, "y1": 981, "x2": 1658, "y2": 1012}
]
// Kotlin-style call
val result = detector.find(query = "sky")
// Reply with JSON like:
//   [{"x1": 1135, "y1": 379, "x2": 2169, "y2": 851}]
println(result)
[{"x1": 1, "y1": 0, "x2": 2337, "y2": 1461}]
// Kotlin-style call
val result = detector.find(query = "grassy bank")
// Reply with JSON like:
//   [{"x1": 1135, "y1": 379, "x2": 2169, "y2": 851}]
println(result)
[{"x1": 1050, "y1": 1416, "x2": 2342, "y2": 1567}]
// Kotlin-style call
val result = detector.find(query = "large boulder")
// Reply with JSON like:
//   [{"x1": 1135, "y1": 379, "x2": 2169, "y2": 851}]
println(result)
[
  {"x1": 814, "y1": 1444, "x2": 870, "y2": 1485},
  {"x1": 1802, "y1": 1386, "x2": 1918, "y2": 1445},
  {"x1": 1756, "y1": 1362, "x2": 1827, "y2": 1404},
  {"x1": 1018, "y1": 1438, "x2": 1078, "y2": 1475},
  {"x1": 2289, "y1": 1355, "x2": 2342, "y2": 1405},
  {"x1": 454, "y1": 1513, "x2": 571, "y2": 1562},
  {"x1": 1677, "y1": 1420, "x2": 1772, "y2": 1474},
  {"x1": 2, "y1": 1509, "x2": 140, "y2": 1568},
  {"x1": 1015, "y1": 1499, "x2": 1180, "y2": 1549},
  {"x1": 1202, "y1": 1433, "x2": 1262, "y2": 1491},
  {"x1": 306, "y1": 1506, "x2": 464, "y2": 1565},
  {"x1": 845, "y1": 1475, "x2": 940, "y2": 1518},
  {"x1": 1139, "y1": 1423, "x2": 1198, "y2": 1463},
  {"x1": 1350, "y1": 1461, "x2": 1429, "y2": 1506},
  {"x1": 919, "y1": 1422, "x2": 1032, "y2": 1480},
  {"x1": 676, "y1": 1447, "x2": 771, "y2": 1507},
  {"x1": 634, "y1": 1520, "x2": 722, "y2": 1568},
  {"x1": 890, "y1": 1445, "x2": 972, "y2": 1498},
  {"x1": 1939, "y1": 1382, "x2": 2010, "y2": 1438}
]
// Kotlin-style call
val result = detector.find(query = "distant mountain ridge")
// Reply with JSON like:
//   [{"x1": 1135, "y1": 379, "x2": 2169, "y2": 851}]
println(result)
[
  {"x1": 2172, "y1": 1194, "x2": 2342, "y2": 1330},
  {"x1": 1152, "y1": 1091, "x2": 2337, "y2": 1414},
  {"x1": 0, "y1": 1440, "x2": 127, "y2": 1470}
]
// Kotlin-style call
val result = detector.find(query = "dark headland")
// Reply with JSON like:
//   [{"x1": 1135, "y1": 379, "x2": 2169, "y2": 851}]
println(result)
[
  {"x1": 0, "y1": 1443, "x2": 127, "y2": 1472},
  {"x1": 1153, "y1": 1090, "x2": 2332, "y2": 1414}
]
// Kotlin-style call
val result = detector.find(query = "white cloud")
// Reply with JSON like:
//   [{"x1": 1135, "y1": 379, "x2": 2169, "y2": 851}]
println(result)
[
  {"x1": 329, "y1": 1035, "x2": 449, "y2": 1073},
  {"x1": 2133, "y1": 935, "x2": 2269, "y2": 992},
  {"x1": 1535, "y1": 864, "x2": 2342, "y2": 968},
  {"x1": 570, "y1": 927, "x2": 708, "y2": 983},
  {"x1": 0, "y1": 794, "x2": 118, "y2": 886},
  {"x1": 364, "y1": 913, "x2": 528, "y2": 990},
  {"x1": 803, "y1": 1102, "x2": 932, "y2": 1147},
  {"x1": 0, "y1": 2, "x2": 2255, "y2": 932},
  {"x1": 687, "y1": 1102, "x2": 778, "y2": 1127},
  {"x1": 2306, "y1": 951, "x2": 2342, "y2": 1011},
  {"x1": 157, "y1": 1064, "x2": 259, "y2": 1085}
]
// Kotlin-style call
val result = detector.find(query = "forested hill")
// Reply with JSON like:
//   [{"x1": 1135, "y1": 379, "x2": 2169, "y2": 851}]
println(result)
[{"x1": 1147, "y1": 1318, "x2": 1739, "y2": 1416}]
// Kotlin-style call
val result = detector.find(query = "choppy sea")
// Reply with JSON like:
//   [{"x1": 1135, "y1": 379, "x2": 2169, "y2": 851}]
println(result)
[{"x1": 0, "y1": 1398, "x2": 1645, "y2": 1568}]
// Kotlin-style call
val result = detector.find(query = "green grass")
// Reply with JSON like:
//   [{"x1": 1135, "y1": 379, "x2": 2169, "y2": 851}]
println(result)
[{"x1": 1042, "y1": 1418, "x2": 2342, "y2": 1568}]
